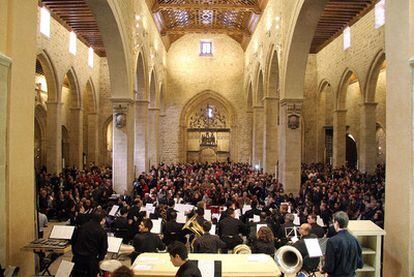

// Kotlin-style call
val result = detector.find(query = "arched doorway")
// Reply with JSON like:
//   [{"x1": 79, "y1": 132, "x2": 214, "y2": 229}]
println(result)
[
  {"x1": 346, "y1": 134, "x2": 357, "y2": 168},
  {"x1": 83, "y1": 79, "x2": 98, "y2": 166},
  {"x1": 180, "y1": 91, "x2": 237, "y2": 162}
]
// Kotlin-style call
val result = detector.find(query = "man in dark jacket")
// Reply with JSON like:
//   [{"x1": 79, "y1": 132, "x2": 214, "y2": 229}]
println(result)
[
  {"x1": 168, "y1": 241, "x2": 201, "y2": 277},
  {"x1": 293, "y1": 223, "x2": 320, "y2": 272},
  {"x1": 162, "y1": 211, "x2": 186, "y2": 245},
  {"x1": 322, "y1": 211, "x2": 363, "y2": 277},
  {"x1": 131, "y1": 218, "x2": 166, "y2": 261},
  {"x1": 307, "y1": 214, "x2": 325, "y2": 238},
  {"x1": 71, "y1": 212, "x2": 108, "y2": 277},
  {"x1": 218, "y1": 208, "x2": 246, "y2": 251},
  {"x1": 193, "y1": 221, "x2": 226, "y2": 253}
]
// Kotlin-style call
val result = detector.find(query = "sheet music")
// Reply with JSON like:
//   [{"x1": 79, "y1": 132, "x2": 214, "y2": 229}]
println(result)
[
  {"x1": 55, "y1": 260, "x2": 74, "y2": 277},
  {"x1": 107, "y1": 237, "x2": 123, "y2": 253},
  {"x1": 212, "y1": 213, "x2": 221, "y2": 221},
  {"x1": 174, "y1": 204, "x2": 194, "y2": 213},
  {"x1": 253, "y1": 215, "x2": 260, "y2": 223},
  {"x1": 235, "y1": 209, "x2": 241, "y2": 219},
  {"x1": 242, "y1": 205, "x2": 251, "y2": 214},
  {"x1": 293, "y1": 214, "x2": 300, "y2": 225},
  {"x1": 50, "y1": 225, "x2": 75, "y2": 240},
  {"x1": 204, "y1": 209, "x2": 212, "y2": 221},
  {"x1": 151, "y1": 219, "x2": 162, "y2": 234},
  {"x1": 109, "y1": 205, "x2": 120, "y2": 217},
  {"x1": 256, "y1": 224, "x2": 267, "y2": 232},
  {"x1": 198, "y1": 260, "x2": 215, "y2": 277},
  {"x1": 316, "y1": 215, "x2": 325, "y2": 227},
  {"x1": 146, "y1": 204, "x2": 155, "y2": 213},
  {"x1": 209, "y1": 224, "x2": 216, "y2": 235},
  {"x1": 177, "y1": 212, "x2": 187, "y2": 224},
  {"x1": 304, "y1": 238, "x2": 323, "y2": 257}
]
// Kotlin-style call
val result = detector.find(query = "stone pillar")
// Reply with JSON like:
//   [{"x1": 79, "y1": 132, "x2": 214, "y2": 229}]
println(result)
[
  {"x1": 278, "y1": 99, "x2": 302, "y2": 194},
  {"x1": 46, "y1": 102, "x2": 62, "y2": 173},
  {"x1": 263, "y1": 96, "x2": 279, "y2": 174},
  {"x1": 87, "y1": 112, "x2": 99, "y2": 165},
  {"x1": 69, "y1": 107, "x2": 83, "y2": 169},
  {"x1": 246, "y1": 110, "x2": 253, "y2": 164},
  {"x1": 332, "y1": 110, "x2": 347, "y2": 168},
  {"x1": 112, "y1": 100, "x2": 135, "y2": 193},
  {"x1": 359, "y1": 103, "x2": 377, "y2": 174},
  {"x1": 252, "y1": 106, "x2": 264, "y2": 167},
  {"x1": 134, "y1": 100, "x2": 149, "y2": 174},
  {"x1": 383, "y1": 1, "x2": 414, "y2": 275},
  {"x1": 148, "y1": 107, "x2": 160, "y2": 167}
]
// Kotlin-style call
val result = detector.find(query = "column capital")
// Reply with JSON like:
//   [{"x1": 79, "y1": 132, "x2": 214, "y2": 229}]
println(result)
[
  {"x1": 111, "y1": 97, "x2": 135, "y2": 104},
  {"x1": 360, "y1": 102, "x2": 378, "y2": 107},
  {"x1": 263, "y1": 96, "x2": 279, "y2": 101},
  {"x1": 280, "y1": 98, "x2": 303, "y2": 115},
  {"x1": 135, "y1": 99, "x2": 150, "y2": 104},
  {"x1": 252, "y1": 105, "x2": 264, "y2": 109},
  {"x1": 45, "y1": 101, "x2": 62, "y2": 106},
  {"x1": 334, "y1": 109, "x2": 347, "y2": 114},
  {"x1": 69, "y1": 107, "x2": 82, "y2": 111},
  {"x1": 148, "y1": 107, "x2": 160, "y2": 111}
]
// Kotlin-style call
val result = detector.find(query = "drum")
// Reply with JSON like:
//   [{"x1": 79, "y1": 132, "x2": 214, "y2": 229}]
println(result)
[
  {"x1": 119, "y1": 244, "x2": 134, "y2": 255},
  {"x1": 100, "y1": 259, "x2": 122, "y2": 277}
]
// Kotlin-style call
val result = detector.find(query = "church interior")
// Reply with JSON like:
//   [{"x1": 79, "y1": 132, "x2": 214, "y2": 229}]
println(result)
[{"x1": 0, "y1": 0, "x2": 413, "y2": 276}]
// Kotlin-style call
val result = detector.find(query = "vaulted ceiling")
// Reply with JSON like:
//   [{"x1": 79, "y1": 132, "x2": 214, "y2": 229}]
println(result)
[
  {"x1": 149, "y1": 0, "x2": 265, "y2": 48},
  {"x1": 310, "y1": 0, "x2": 377, "y2": 53}
]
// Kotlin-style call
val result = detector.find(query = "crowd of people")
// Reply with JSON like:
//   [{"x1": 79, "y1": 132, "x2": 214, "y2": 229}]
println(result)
[{"x1": 35, "y1": 161, "x2": 385, "y2": 276}]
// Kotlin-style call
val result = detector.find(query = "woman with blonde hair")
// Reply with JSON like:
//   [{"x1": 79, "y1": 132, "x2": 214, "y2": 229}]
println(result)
[{"x1": 251, "y1": 226, "x2": 276, "y2": 257}]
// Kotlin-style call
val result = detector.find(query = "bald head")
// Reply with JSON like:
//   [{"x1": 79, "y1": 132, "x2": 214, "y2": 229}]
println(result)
[{"x1": 299, "y1": 223, "x2": 311, "y2": 237}]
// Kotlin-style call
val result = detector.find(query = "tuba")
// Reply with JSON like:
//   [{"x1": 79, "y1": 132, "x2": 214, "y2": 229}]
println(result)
[
  {"x1": 274, "y1": 246, "x2": 303, "y2": 276},
  {"x1": 233, "y1": 244, "x2": 252, "y2": 254},
  {"x1": 182, "y1": 214, "x2": 205, "y2": 250}
]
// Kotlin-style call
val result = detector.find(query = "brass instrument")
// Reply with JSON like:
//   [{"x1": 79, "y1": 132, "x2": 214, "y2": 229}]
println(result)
[
  {"x1": 274, "y1": 245, "x2": 303, "y2": 276},
  {"x1": 233, "y1": 244, "x2": 252, "y2": 254},
  {"x1": 182, "y1": 214, "x2": 205, "y2": 250}
]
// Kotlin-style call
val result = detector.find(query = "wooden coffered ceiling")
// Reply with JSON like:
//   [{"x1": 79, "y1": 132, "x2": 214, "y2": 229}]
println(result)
[
  {"x1": 40, "y1": 0, "x2": 105, "y2": 56},
  {"x1": 149, "y1": 0, "x2": 266, "y2": 48},
  {"x1": 310, "y1": 0, "x2": 377, "y2": 53}
]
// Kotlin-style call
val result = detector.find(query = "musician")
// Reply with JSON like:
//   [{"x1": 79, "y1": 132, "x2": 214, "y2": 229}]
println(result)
[
  {"x1": 111, "y1": 207, "x2": 130, "y2": 243},
  {"x1": 167, "y1": 241, "x2": 202, "y2": 277},
  {"x1": 242, "y1": 200, "x2": 261, "y2": 224},
  {"x1": 219, "y1": 201, "x2": 236, "y2": 222},
  {"x1": 277, "y1": 213, "x2": 296, "y2": 247},
  {"x1": 71, "y1": 212, "x2": 108, "y2": 277},
  {"x1": 162, "y1": 211, "x2": 186, "y2": 245},
  {"x1": 131, "y1": 218, "x2": 166, "y2": 261},
  {"x1": 218, "y1": 208, "x2": 246, "y2": 251},
  {"x1": 193, "y1": 221, "x2": 226, "y2": 253},
  {"x1": 322, "y1": 212, "x2": 363, "y2": 277},
  {"x1": 292, "y1": 223, "x2": 320, "y2": 272},
  {"x1": 251, "y1": 226, "x2": 275, "y2": 257},
  {"x1": 127, "y1": 198, "x2": 145, "y2": 238},
  {"x1": 307, "y1": 214, "x2": 325, "y2": 238}
]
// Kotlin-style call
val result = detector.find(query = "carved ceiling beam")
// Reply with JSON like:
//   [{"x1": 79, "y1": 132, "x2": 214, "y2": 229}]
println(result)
[
  {"x1": 162, "y1": 27, "x2": 250, "y2": 36},
  {"x1": 152, "y1": 3, "x2": 261, "y2": 14}
]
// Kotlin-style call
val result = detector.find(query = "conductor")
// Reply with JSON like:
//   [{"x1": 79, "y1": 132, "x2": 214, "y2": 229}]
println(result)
[{"x1": 322, "y1": 211, "x2": 363, "y2": 277}]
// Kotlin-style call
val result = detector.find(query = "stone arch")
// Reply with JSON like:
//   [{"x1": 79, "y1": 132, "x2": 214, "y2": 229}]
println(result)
[
  {"x1": 266, "y1": 45, "x2": 279, "y2": 97},
  {"x1": 317, "y1": 80, "x2": 334, "y2": 162},
  {"x1": 36, "y1": 50, "x2": 59, "y2": 102},
  {"x1": 61, "y1": 125, "x2": 70, "y2": 168},
  {"x1": 255, "y1": 69, "x2": 264, "y2": 106},
  {"x1": 336, "y1": 68, "x2": 362, "y2": 110},
  {"x1": 63, "y1": 67, "x2": 81, "y2": 108},
  {"x1": 149, "y1": 69, "x2": 157, "y2": 108},
  {"x1": 281, "y1": 0, "x2": 327, "y2": 99},
  {"x1": 179, "y1": 90, "x2": 238, "y2": 162},
  {"x1": 86, "y1": 0, "x2": 132, "y2": 98},
  {"x1": 159, "y1": 83, "x2": 165, "y2": 115},
  {"x1": 365, "y1": 50, "x2": 386, "y2": 103},
  {"x1": 246, "y1": 81, "x2": 253, "y2": 111},
  {"x1": 84, "y1": 79, "x2": 97, "y2": 113},
  {"x1": 134, "y1": 51, "x2": 147, "y2": 100},
  {"x1": 83, "y1": 79, "x2": 99, "y2": 165},
  {"x1": 34, "y1": 104, "x2": 47, "y2": 170}
]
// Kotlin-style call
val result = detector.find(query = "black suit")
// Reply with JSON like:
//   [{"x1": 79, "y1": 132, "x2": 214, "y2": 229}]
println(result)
[
  {"x1": 218, "y1": 216, "x2": 245, "y2": 250},
  {"x1": 175, "y1": 260, "x2": 202, "y2": 277},
  {"x1": 71, "y1": 220, "x2": 108, "y2": 277},
  {"x1": 162, "y1": 220, "x2": 186, "y2": 245},
  {"x1": 131, "y1": 232, "x2": 166, "y2": 261},
  {"x1": 193, "y1": 233, "x2": 226, "y2": 253},
  {"x1": 111, "y1": 216, "x2": 130, "y2": 243},
  {"x1": 243, "y1": 208, "x2": 261, "y2": 223},
  {"x1": 323, "y1": 230, "x2": 363, "y2": 277},
  {"x1": 310, "y1": 223, "x2": 325, "y2": 238},
  {"x1": 293, "y1": 233, "x2": 320, "y2": 272}
]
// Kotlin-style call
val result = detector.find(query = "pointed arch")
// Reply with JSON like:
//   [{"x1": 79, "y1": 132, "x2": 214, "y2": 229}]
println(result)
[
  {"x1": 365, "y1": 50, "x2": 386, "y2": 103},
  {"x1": 255, "y1": 69, "x2": 264, "y2": 106},
  {"x1": 159, "y1": 83, "x2": 165, "y2": 115},
  {"x1": 84, "y1": 78, "x2": 97, "y2": 113},
  {"x1": 149, "y1": 69, "x2": 157, "y2": 108},
  {"x1": 266, "y1": 45, "x2": 279, "y2": 97},
  {"x1": 63, "y1": 67, "x2": 81, "y2": 108},
  {"x1": 36, "y1": 50, "x2": 59, "y2": 102},
  {"x1": 134, "y1": 51, "x2": 147, "y2": 100},
  {"x1": 246, "y1": 81, "x2": 253, "y2": 111},
  {"x1": 336, "y1": 68, "x2": 362, "y2": 110}
]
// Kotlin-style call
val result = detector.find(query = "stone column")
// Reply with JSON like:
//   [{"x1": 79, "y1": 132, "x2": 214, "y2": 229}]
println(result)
[
  {"x1": 134, "y1": 100, "x2": 149, "y2": 173},
  {"x1": 384, "y1": 1, "x2": 414, "y2": 275},
  {"x1": 69, "y1": 107, "x2": 83, "y2": 169},
  {"x1": 332, "y1": 110, "x2": 347, "y2": 168},
  {"x1": 359, "y1": 103, "x2": 377, "y2": 174},
  {"x1": 263, "y1": 96, "x2": 279, "y2": 174},
  {"x1": 148, "y1": 107, "x2": 160, "y2": 167},
  {"x1": 246, "y1": 110, "x2": 253, "y2": 164},
  {"x1": 112, "y1": 100, "x2": 135, "y2": 193},
  {"x1": 87, "y1": 112, "x2": 99, "y2": 165},
  {"x1": 252, "y1": 105, "x2": 264, "y2": 167},
  {"x1": 46, "y1": 101, "x2": 62, "y2": 173},
  {"x1": 278, "y1": 99, "x2": 302, "y2": 194}
]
